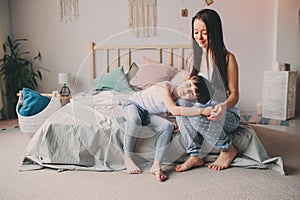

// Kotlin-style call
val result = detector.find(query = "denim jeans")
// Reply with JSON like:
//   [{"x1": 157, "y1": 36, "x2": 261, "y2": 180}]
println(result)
[
  {"x1": 123, "y1": 102, "x2": 174, "y2": 161},
  {"x1": 176, "y1": 99, "x2": 239, "y2": 157}
]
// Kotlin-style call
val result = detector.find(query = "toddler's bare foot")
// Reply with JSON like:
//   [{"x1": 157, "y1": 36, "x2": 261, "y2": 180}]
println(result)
[
  {"x1": 124, "y1": 156, "x2": 141, "y2": 174},
  {"x1": 150, "y1": 168, "x2": 168, "y2": 182},
  {"x1": 208, "y1": 145, "x2": 237, "y2": 170},
  {"x1": 175, "y1": 156, "x2": 204, "y2": 172},
  {"x1": 150, "y1": 160, "x2": 168, "y2": 182}
]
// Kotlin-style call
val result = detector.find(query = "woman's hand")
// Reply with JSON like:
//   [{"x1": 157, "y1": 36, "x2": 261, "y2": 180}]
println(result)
[{"x1": 208, "y1": 103, "x2": 226, "y2": 121}]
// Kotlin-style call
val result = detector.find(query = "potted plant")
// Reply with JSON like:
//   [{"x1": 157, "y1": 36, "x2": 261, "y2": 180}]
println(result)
[{"x1": 0, "y1": 35, "x2": 47, "y2": 119}]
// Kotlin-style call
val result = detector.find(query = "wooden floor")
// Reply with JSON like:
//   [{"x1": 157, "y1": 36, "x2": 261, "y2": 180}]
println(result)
[{"x1": 0, "y1": 118, "x2": 19, "y2": 131}]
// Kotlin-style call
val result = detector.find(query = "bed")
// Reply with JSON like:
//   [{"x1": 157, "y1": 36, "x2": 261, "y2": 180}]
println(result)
[{"x1": 20, "y1": 42, "x2": 285, "y2": 175}]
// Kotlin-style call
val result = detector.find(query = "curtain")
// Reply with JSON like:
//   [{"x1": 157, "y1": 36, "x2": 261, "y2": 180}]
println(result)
[{"x1": 128, "y1": 0, "x2": 157, "y2": 37}]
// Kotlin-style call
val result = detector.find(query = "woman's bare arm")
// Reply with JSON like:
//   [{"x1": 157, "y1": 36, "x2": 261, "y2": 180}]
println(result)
[
  {"x1": 208, "y1": 52, "x2": 239, "y2": 121},
  {"x1": 224, "y1": 52, "x2": 239, "y2": 109}
]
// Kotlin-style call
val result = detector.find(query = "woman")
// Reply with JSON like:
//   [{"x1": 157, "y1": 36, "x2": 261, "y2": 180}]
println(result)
[
  {"x1": 123, "y1": 75, "x2": 213, "y2": 182},
  {"x1": 175, "y1": 8, "x2": 240, "y2": 172}
]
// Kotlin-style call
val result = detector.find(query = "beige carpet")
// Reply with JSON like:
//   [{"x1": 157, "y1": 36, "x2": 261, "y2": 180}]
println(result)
[{"x1": 0, "y1": 126, "x2": 300, "y2": 200}]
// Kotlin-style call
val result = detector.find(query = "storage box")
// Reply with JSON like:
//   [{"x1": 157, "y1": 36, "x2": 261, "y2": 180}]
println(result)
[
  {"x1": 262, "y1": 71, "x2": 297, "y2": 120},
  {"x1": 16, "y1": 90, "x2": 62, "y2": 138}
]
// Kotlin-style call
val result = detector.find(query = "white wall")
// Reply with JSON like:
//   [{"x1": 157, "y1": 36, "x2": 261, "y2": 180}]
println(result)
[
  {"x1": 7, "y1": 0, "x2": 297, "y2": 112},
  {"x1": 276, "y1": 0, "x2": 300, "y2": 113},
  {"x1": 0, "y1": 0, "x2": 11, "y2": 41}
]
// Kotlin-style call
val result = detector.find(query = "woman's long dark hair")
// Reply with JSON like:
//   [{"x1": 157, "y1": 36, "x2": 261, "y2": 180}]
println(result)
[{"x1": 191, "y1": 9, "x2": 229, "y2": 93}]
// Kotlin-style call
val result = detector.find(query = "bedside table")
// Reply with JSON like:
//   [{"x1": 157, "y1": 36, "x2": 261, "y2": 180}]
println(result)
[
  {"x1": 39, "y1": 93, "x2": 71, "y2": 106},
  {"x1": 59, "y1": 95, "x2": 71, "y2": 106},
  {"x1": 262, "y1": 71, "x2": 297, "y2": 120}
]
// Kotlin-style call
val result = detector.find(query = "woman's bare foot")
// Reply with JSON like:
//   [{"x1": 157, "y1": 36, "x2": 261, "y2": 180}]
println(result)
[
  {"x1": 208, "y1": 145, "x2": 238, "y2": 170},
  {"x1": 175, "y1": 156, "x2": 204, "y2": 172},
  {"x1": 150, "y1": 160, "x2": 168, "y2": 182},
  {"x1": 124, "y1": 156, "x2": 141, "y2": 174}
]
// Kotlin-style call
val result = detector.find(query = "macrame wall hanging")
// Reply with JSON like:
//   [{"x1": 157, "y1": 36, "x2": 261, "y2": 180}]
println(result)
[
  {"x1": 128, "y1": 0, "x2": 157, "y2": 37},
  {"x1": 59, "y1": 0, "x2": 79, "y2": 23}
]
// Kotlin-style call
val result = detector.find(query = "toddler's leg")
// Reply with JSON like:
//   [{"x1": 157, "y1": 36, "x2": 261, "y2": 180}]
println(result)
[
  {"x1": 123, "y1": 105, "x2": 142, "y2": 174},
  {"x1": 148, "y1": 115, "x2": 174, "y2": 181},
  {"x1": 150, "y1": 160, "x2": 168, "y2": 182}
]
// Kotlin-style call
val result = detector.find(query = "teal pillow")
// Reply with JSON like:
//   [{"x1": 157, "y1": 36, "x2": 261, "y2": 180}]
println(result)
[
  {"x1": 19, "y1": 88, "x2": 50, "y2": 116},
  {"x1": 91, "y1": 66, "x2": 133, "y2": 92}
]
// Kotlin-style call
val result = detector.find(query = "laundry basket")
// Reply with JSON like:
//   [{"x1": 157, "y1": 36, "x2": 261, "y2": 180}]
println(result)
[{"x1": 16, "y1": 90, "x2": 62, "y2": 138}]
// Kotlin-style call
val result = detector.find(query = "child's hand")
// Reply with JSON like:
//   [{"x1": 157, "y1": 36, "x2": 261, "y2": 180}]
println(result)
[
  {"x1": 183, "y1": 75, "x2": 190, "y2": 81},
  {"x1": 173, "y1": 123, "x2": 179, "y2": 134},
  {"x1": 201, "y1": 106, "x2": 213, "y2": 116}
]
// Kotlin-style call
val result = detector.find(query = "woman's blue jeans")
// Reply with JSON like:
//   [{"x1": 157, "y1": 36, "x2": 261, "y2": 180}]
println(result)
[{"x1": 176, "y1": 100, "x2": 239, "y2": 157}]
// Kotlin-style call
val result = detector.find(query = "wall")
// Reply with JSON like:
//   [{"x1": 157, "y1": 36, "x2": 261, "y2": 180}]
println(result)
[
  {"x1": 0, "y1": 0, "x2": 11, "y2": 119},
  {"x1": 7, "y1": 0, "x2": 287, "y2": 112},
  {"x1": 276, "y1": 0, "x2": 300, "y2": 113},
  {"x1": 0, "y1": 0, "x2": 11, "y2": 41}
]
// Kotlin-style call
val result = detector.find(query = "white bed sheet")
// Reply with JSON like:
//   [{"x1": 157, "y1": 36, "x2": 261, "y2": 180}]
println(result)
[{"x1": 20, "y1": 90, "x2": 285, "y2": 175}]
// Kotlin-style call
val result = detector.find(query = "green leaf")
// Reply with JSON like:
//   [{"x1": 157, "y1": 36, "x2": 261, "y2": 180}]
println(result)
[{"x1": 0, "y1": 35, "x2": 49, "y2": 117}]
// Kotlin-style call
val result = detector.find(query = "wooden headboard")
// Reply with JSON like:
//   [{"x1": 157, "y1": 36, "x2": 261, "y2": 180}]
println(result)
[
  {"x1": 18, "y1": 43, "x2": 192, "y2": 98},
  {"x1": 89, "y1": 42, "x2": 192, "y2": 81}
]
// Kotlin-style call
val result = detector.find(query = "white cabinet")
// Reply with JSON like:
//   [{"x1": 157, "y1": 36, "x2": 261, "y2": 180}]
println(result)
[{"x1": 262, "y1": 71, "x2": 297, "y2": 120}]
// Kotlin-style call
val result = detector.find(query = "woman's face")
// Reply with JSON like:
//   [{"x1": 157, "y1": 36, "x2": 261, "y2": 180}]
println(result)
[
  {"x1": 193, "y1": 19, "x2": 208, "y2": 49},
  {"x1": 178, "y1": 80, "x2": 197, "y2": 100}
]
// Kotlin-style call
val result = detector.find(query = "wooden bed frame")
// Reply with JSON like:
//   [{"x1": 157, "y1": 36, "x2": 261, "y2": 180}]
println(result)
[
  {"x1": 18, "y1": 42, "x2": 193, "y2": 97},
  {"x1": 89, "y1": 41, "x2": 192, "y2": 81}
]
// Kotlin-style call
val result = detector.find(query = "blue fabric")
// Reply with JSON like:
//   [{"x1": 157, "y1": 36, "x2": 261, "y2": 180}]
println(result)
[
  {"x1": 123, "y1": 103, "x2": 174, "y2": 161},
  {"x1": 175, "y1": 100, "x2": 240, "y2": 157},
  {"x1": 91, "y1": 66, "x2": 133, "y2": 92},
  {"x1": 18, "y1": 88, "x2": 50, "y2": 116}
]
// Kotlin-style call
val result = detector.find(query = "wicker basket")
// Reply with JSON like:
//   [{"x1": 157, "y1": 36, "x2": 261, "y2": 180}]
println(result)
[{"x1": 16, "y1": 90, "x2": 62, "y2": 138}]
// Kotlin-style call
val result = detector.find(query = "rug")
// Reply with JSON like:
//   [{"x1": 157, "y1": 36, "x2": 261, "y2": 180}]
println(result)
[
  {"x1": 241, "y1": 114, "x2": 295, "y2": 127},
  {"x1": 0, "y1": 119, "x2": 19, "y2": 131}
]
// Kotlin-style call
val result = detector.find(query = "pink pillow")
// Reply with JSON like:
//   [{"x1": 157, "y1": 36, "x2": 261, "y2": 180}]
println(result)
[
  {"x1": 142, "y1": 56, "x2": 160, "y2": 64},
  {"x1": 129, "y1": 62, "x2": 178, "y2": 89}
]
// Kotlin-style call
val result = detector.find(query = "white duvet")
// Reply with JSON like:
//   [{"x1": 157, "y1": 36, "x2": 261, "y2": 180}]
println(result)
[{"x1": 20, "y1": 90, "x2": 285, "y2": 175}]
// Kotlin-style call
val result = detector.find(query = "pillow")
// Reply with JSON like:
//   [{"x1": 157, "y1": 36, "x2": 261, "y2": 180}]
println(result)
[
  {"x1": 125, "y1": 62, "x2": 139, "y2": 82},
  {"x1": 129, "y1": 63, "x2": 178, "y2": 89},
  {"x1": 170, "y1": 70, "x2": 189, "y2": 85},
  {"x1": 91, "y1": 66, "x2": 133, "y2": 92},
  {"x1": 18, "y1": 88, "x2": 50, "y2": 116},
  {"x1": 125, "y1": 62, "x2": 142, "y2": 91},
  {"x1": 142, "y1": 56, "x2": 160, "y2": 64}
]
